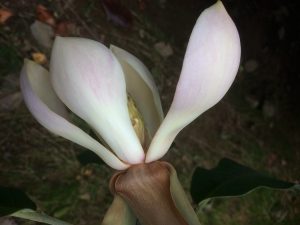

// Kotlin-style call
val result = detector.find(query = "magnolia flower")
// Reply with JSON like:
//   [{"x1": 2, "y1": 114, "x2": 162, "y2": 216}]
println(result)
[{"x1": 20, "y1": 1, "x2": 240, "y2": 170}]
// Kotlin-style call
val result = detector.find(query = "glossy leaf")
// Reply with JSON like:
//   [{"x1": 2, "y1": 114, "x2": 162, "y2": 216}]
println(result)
[
  {"x1": 190, "y1": 158, "x2": 297, "y2": 204},
  {"x1": 0, "y1": 186, "x2": 36, "y2": 217}
]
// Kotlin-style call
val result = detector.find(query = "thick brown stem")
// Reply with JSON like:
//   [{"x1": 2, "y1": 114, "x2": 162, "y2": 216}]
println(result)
[{"x1": 110, "y1": 161, "x2": 188, "y2": 225}]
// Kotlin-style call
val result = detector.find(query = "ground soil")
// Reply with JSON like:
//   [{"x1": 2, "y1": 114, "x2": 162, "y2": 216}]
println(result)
[{"x1": 0, "y1": 0, "x2": 299, "y2": 224}]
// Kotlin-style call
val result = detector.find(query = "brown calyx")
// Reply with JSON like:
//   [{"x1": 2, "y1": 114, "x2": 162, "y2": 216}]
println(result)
[{"x1": 110, "y1": 161, "x2": 188, "y2": 225}]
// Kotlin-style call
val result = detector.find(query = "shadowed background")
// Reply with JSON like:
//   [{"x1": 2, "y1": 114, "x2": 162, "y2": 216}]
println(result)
[{"x1": 0, "y1": 0, "x2": 299, "y2": 224}]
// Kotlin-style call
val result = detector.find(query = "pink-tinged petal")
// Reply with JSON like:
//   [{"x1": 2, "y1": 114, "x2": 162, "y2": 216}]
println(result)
[
  {"x1": 110, "y1": 45, "x2": 164, "y2": 139},
  {"x1": 20, "y1": 59, "x2": 128, "y2": 170},
  {"x1": 146, "y1": 1, "x2": 241, "y2": 162},
  {"x1": 50, "y1": 37, "x2": 144, "y2": 164}
]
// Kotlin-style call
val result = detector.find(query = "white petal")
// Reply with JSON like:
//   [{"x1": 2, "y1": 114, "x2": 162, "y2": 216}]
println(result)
[
  {"x1": 20, "y1": 59, "x2": 128, "y2": 170},
  {"x1": 146, "y1": 1, "x2": 241, "y2": 162},
  {"x1": 22, "y1": 59, "x2": 68, "y2": 118},
  {"x1": 110, "y1": 45, "x2": 164, "y2": 139},
  {"x1": 50, "y1": 37, "x2": 144, "y2": 164}
]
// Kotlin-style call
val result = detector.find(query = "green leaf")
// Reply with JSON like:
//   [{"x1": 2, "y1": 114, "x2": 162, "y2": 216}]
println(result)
[
  {"x1": 13, "y1": 209, "x2": 72, "y2": 225},
  {"x1": 190, "y1": 158, "x2": 298, "y2": 204},
  {"x1": 0, "y1": 186, "x2": 36, "y2": 216},
  {"x1": 77, "y1": 150, "x2": 104, "y2": 166}
]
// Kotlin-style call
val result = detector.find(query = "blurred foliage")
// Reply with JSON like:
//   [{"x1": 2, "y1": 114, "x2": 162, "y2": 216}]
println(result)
[
  {"x1": 0, "y1": 43, "x2": 22, "y2": 76},
  {"x1": 0, "y1": 0, "x2": 299, "y2": 225}
]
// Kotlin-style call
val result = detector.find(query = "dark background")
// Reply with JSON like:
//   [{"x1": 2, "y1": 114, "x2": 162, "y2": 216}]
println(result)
[{"x1": 0, "y1": 0, "x2": 299, "y2": 224}]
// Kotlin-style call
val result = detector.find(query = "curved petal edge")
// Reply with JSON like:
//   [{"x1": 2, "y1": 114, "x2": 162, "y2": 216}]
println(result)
[
  {"x1": 20, "y1": 59, "x2": 128, "y2": 170},
  {"x1": 146, "y1": 1, "x2": 241, "y2": 162},
  {"x1": 166, "y1": 163, "x2": 201, "y2": 225},
  {"x1": 50, "y1": 37, "x2": 144, "y2": 164},
  {"x1": 110, "y1": 45, "x2": 164, "y2": 140}
]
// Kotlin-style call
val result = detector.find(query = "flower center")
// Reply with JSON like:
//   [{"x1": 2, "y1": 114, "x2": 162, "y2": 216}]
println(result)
[{"x1": 127, "y1": 95, "x2": 146, "y2": 148}]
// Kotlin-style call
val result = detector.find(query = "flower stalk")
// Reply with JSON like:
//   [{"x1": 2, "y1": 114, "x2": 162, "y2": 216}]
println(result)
[{"x1": 111, "y1": 161, "x2": 188, "y2": 225}]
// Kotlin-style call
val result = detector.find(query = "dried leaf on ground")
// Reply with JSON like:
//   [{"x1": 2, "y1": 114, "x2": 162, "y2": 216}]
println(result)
[
  {"x1": 0, "y1": 8, "x2": 13, "y2": 25},
  {"x1": 32, "y1": 52, "x2": 47, "y2": 65},
  {"x1": 154, "y1": 42, "x2": 173, "y2": 58},
  {"x1": 55, "y1": 21, "x2": 77, "y2": 36},
  {"x1": 36, "y1": 4, "x2": 56, "y2": 26},
  {"x1": 79, "y1": 193, "x2": 91, "y2": 201}
]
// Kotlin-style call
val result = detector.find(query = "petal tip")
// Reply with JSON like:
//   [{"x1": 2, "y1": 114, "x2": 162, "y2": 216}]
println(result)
[
  {"x1": 23, "y1": 58, "x2": 38, "y2": 69},
  {"x1": 207, "y1": 0, "x2": 235, "y2": 25},
  {"x1": 53, "y1": 35, "x2": 64, "y2": 43},
  {"x1": 109, "y1": 44, "x2": 117, "y2": 50},
  {"x1": 209, "y1": 1, "x2": 226, "y2": 12}
]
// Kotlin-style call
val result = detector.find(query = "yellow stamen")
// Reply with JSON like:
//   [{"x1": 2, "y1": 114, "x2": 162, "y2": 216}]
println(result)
[{"x1": 127, "y1": 95, "x2": 146, "y2": 147}]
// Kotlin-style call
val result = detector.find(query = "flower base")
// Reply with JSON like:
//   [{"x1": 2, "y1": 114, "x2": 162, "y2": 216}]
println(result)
[{"x1": 110, "y1": 161, "x2": 188, "y2": 225}]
